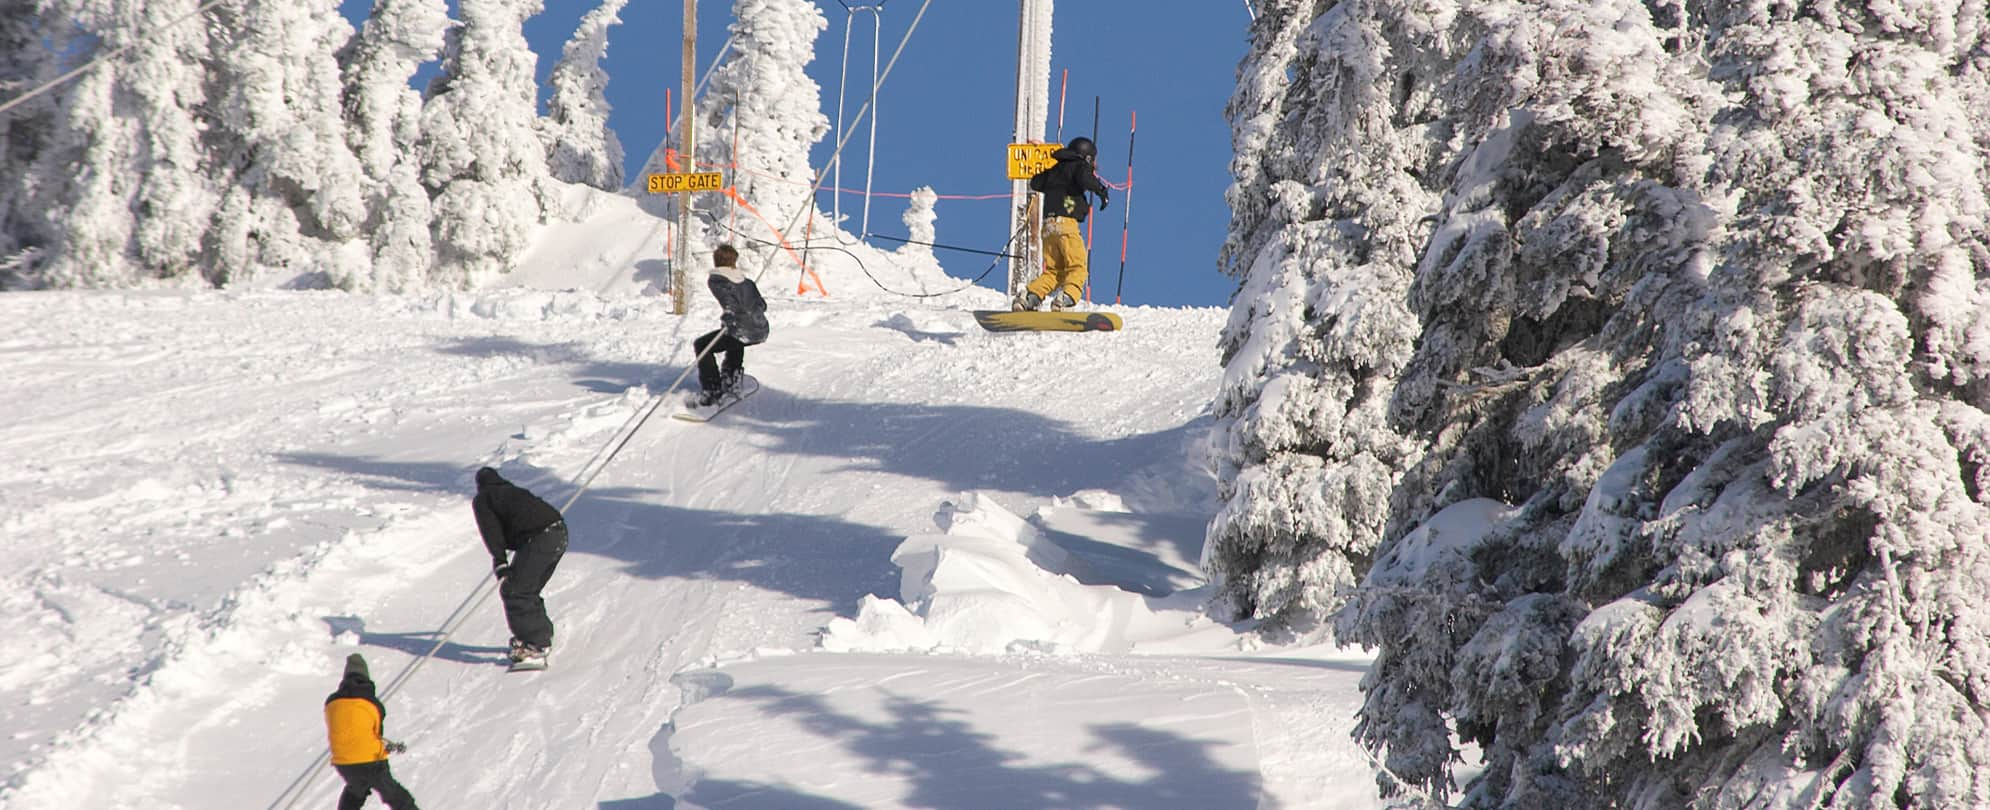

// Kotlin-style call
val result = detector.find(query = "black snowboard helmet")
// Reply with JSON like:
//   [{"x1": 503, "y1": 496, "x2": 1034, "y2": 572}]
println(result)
[{"x1": 1066, "y1": 136, "x2": 1096, "y2": 159}]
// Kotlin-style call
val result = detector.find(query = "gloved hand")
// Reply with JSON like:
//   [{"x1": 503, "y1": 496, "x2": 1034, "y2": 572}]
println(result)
[
  {"x1": 493, "y1": 562, "x2": 513, "y2": 581},
  {"x1": 1097, "y1": 190, "x2": 1110, "y2": 211},
  {"x1": 385, "y1": 741, "x2": 407, "y2": 755}
]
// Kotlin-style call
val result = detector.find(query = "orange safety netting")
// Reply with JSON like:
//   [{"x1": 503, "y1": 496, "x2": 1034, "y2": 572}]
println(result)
[{"x1": 718, "y1": 185, "x2": 830, "y2": 297}]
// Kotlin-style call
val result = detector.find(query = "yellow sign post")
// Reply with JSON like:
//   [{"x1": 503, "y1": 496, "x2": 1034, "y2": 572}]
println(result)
[
  {"x1": 1006, "y1": 143, "x2": 1059, "y2": 180},
  {"x1": 646, "y1": 171, "x2": 725, "y2": 194}
]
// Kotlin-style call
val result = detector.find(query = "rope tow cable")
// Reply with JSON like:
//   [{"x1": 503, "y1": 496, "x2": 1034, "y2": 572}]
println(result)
[
  {"x1": 0, "y1": 0, "x2": 233, "y2": 118},
  {"x1": 274, "y1": 3, "x2": 934, "y2": 804}
]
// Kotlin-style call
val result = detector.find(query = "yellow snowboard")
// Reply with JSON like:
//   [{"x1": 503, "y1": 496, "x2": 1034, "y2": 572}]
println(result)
[{"x1": 972, "y1": 310, "x2": 1123, "y2": 333}]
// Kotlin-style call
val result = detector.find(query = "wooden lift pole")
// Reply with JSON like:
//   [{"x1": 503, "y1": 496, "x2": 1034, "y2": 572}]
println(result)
[{"x1": 674, "y1": 0, "x2": 697, "y2": 314}]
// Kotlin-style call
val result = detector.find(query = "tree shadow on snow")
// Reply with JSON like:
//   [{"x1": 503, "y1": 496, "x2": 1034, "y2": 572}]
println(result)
[
  {"x1": 600, "y1": 788, "x2": 863, "y2": 810},
  {"x1": 431, "y1": 336, "x2": 681, "y2": 395},
  {"x1": 300, "y1": 332, "x2": 1207, "y2": 508},
  {"x1": 871, "y1": 316, "x2": 967, "y2": 346},
  {"x1": 273, "y1": 451, "x2": 904, "y2": 618},
  {"x1": 1034, "y1": 512, "x2": 1210, "y2": 596},
  {"x1": 714, "y1": 386, "x2": 1208, "y2": 502},
  {"x1": 631, "y1": 258, "x2": 671, "y2": 297},
  {"x1": 653, "y1": 685, "x2": 1267, "y2": 809},
  {"x1": 564, "y1": 484, "x2": 903, "y2": 616},
  {"x1": 276, "y1": 454, "x2": 478, "y2": 493}
]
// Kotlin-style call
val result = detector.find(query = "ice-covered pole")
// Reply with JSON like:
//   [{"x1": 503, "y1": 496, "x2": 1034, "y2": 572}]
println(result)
[
  {"x1": 674, "y1": 0, "x2": 697, "y2": 315},
  {"x1": 1008, "y1": 0, "x2": 1052, "y2": 300}
]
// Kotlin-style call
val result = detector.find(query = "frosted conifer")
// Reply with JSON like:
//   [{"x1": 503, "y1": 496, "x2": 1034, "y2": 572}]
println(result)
[
  {"x1": 341, "y1": 0, "x2": 450, "y2": 290},
  {"x1": 690, "y1": 0, "x2": 830, "y2": 238},
  {"x1": 1217, "y1": 1, "x2": 1990, "y2": 807},
  {"x1": 0, "y1": 4, "x2": 61, "y2": 287},
  {"x1": 203, "y1": 0, "x2": 369, "y2": 286},
  {"x1": 1203, "y1": 0, "x2": 1425, "y2": 625},
  {"x1": 419, "y1": 0, "x2": 554, "y2": 287},
  {"x1": 542, "y1": 0, "x2": 627, "y2": 191},
  {"x1": 30, "y1": 0, "x2": 218, "y2": 286}
]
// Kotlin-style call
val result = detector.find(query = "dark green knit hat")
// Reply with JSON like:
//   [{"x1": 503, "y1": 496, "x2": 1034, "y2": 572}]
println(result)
[{"x1": 344, "y1": 653, "x2": 369, "y2": 679}]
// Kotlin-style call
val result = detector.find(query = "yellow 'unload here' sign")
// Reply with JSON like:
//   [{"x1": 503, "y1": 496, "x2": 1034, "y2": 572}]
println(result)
[
  {"x1": 646, "y1": 172, "x2": 724, "y2": 193},
  {"x1": 1006, "y1": 143, "x2": 1059, "y2": 180}
]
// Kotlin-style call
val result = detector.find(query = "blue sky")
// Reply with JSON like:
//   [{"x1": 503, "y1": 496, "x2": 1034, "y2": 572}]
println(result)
[{"x1": 340, "y1": 1, "x2": 1254, "y2": 308}]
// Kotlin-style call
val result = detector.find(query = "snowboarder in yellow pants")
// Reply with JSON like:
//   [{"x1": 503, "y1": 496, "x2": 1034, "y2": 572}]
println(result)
[
  {"x1": 1018, "y1": 137, "x2": 1109, "y2": 311},
  {"x1": 1025, "y1": 216, "x2": 1090, "y2": 309}
]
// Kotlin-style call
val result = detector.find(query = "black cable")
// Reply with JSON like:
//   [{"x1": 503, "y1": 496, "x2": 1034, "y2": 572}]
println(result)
[
  {"x1": 707, "y1": 215, "x2": 1021, "y2": 299},
  {"x1": 864, "y1": 232, "x2": 1020, "y2": 260}
]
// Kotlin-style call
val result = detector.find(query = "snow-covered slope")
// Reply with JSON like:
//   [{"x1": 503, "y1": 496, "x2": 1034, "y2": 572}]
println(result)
[{"x1": 1, "y1": 199, "x2": 1392, "y2": 808}]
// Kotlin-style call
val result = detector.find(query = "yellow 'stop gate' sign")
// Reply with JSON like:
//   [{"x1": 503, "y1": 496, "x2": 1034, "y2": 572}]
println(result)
[
  {"x1": 1006, "y1": 143, "x2": 1059, "y2": 180},
  {"x1": 646, "y1": 171, "x2": 725, "y2": 193}
]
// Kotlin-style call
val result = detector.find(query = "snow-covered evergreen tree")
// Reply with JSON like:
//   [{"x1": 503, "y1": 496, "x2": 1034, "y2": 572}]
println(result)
[
  {"x1": 0, "y1": 3, "x2": 62, "y2": 287},
  {"x1": 419, "y1": 0, "x2": 555, "y2": 287},
  {"x1": 203, "y1": 0, "x2": 369, "y2": 286},
  {"x1": 896, "y1": 185, "x2": 937, "y2": 261},
  {"x1": 29, "y1": 0, "x2": 219, "y2": 287},
  {"x1": 899, "y1": 187, "x2": 935, "y2": 250},
  {"x1": 1218, "y1": 0, "x2": 1990, "y2": 807},
  {"x1": 1203, "y1": 0, "x2": 1426, "y2": 625},
  {"x1": 542, "y1": 0, "x2": 626, "y2": 191},
  {"x1": 691, "y1": 0, "x2": 829, "y2": 237},
  {"x1": 340, "y1": 0, "x2": 450, "y2": 290}
]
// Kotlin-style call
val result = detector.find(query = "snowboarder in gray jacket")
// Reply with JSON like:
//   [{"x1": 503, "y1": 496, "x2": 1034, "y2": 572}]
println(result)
[{"x1": 692, "y1": 244, "x2": 768, "y2": 406}]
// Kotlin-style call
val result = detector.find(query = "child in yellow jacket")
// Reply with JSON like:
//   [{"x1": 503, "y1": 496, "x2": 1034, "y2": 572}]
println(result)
[{"x1": 324, "y1": 654, "x2": 418, "y2": 809}]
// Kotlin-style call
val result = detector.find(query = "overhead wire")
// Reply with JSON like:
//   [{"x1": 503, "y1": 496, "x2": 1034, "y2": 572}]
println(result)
[
  {"x1": 0, "y1": 0, "x2": 234, "y2": 119},
  {"x1": 708, "y1": 210, "x2": 1021, "y2": 300},
  {"x1": 740, "y1": 0, "x2": 934, "y2": 290},
  {"x1": 864, "y1": 233, "x2": 1019, "y2": 260}
]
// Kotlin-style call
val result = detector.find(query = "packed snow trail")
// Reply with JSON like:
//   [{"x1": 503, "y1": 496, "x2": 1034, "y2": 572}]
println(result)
[{"x1": 1, "y1": 283, "x2": 1389, "y2": 808}]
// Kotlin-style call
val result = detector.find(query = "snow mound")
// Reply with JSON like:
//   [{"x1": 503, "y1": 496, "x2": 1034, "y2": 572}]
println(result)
[{"x1": 823, "y1": 493, "x2": 1242, "y2": 655}]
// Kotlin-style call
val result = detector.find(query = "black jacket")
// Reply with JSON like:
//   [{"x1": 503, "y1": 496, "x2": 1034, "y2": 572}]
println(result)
[
  {"x1": 709, "y1": 265, "x2": 769, "y2": 345},
  {"x1": 472, "y1": 468, "x2": 563, "y2": 565},
  {"x1": 325, "y1": 672, "x2": 386, "y2": 716},
  {"x1": 1029, "y1": 148, "x2": 1109, "y2": 222}
]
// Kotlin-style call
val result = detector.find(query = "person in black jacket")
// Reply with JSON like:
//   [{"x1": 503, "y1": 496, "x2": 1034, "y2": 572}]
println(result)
[
  {"x1": 692, "y1": 244, "x2": 769, "y2": 406},
  {"x1": 472, "y1": 467, "x2": 568, "y2": 665},
  {"x1": 1020, "y1": 136, "x2": 1110, "y2": 311}
]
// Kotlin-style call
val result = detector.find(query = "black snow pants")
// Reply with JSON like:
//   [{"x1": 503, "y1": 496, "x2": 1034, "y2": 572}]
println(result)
[
  {"x1": 693, "y1": 329, "x2": 746, "y2": 393},
  {"x1": 334, "y1": 760, "x2": 418, "y2": 810},
  {"x1": 501, "y1": 522, "x2": 567, "y2": 649}
]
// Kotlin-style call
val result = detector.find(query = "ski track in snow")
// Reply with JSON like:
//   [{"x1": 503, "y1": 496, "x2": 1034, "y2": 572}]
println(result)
[{"x1": 1, "y1": 283, "x2": 1385, "y2": 808}]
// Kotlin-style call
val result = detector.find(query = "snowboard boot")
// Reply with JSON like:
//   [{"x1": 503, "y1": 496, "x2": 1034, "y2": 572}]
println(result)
[
  {"x1": 690, "y1": 388, "x2": 724, "y2": 408},
  {"x1": 719, "y1": 370, "x2": 743, "y2": 395},
  {"x1": 1015, "y1": 291, "x2": 1043, "y2": 312},
  {"x1": 1051, "y1": 290, "x2": 1077, "y2": 311},
  {"x1": 511, "y1": 640, "x2": 549, "y2": 665}
]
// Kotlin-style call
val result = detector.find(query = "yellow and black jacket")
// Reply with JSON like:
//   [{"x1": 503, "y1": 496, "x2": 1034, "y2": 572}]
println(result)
[
  {"x1": 324, "y1": 673, "x2": 390, "y2": 765},
  {"x1": 1029, "y1": 148, "x2": 1109, "y2": 223}
]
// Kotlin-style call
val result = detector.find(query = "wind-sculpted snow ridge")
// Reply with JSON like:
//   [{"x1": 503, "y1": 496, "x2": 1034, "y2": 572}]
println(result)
[
  {"x1": 823, "y1": 492, "x2": 1243, "y2": 656},
  {"x1": 1216, "y1": 0, "x2": 1990, "y2": 807}
]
